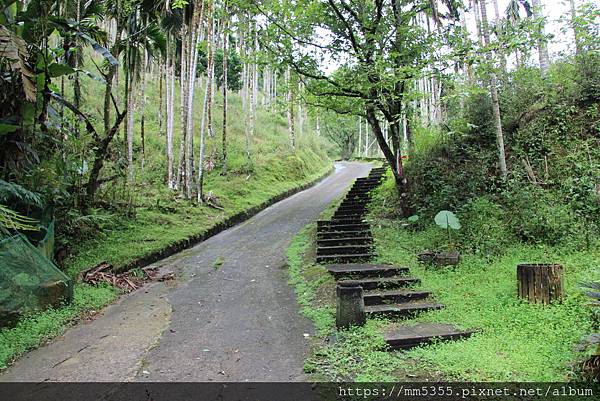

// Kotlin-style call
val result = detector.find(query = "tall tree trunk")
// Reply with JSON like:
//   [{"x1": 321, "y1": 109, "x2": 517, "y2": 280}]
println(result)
[
  {"x1": 197, "y1": 77, "x2": 209, "y2": 202},
  {"x1": 222, "y1": 12, "x2": 229, "y2": 175},
  {"x1": 104, "y1": 28, "x2": 123, "y2": 135},
  {"x1": 73, "y1": 0, "x2": 82, "y2": 138},
  {"x1": 357, "y1": 116, "x2": 362, "y2": 156},
  {"x1": 158, "y1": 59, "x2": 164, "y2": 134},
  {"x1": 460, "y1": 9, "x2": 474, "y2": 84},
  {"x1": 471, "y1": 0, "x2": 484, "y2": 45},
  {"x1": 250, "y1": 28, "x2": 258, "y2": 136},
  {"x1": 491, "y1": 0, "x2": 507, "y2": 73},
  {"x1": 184, "y1": 1, "x2": 204, "y2": 199},
  {"x1": 285, "y1": 66, "x2": 295, "y2": 150},
  {"x1": 166, "y1": 43, "x2": 176, "y2": 189},
  {"x1": 531, "y1": 0, "x2": 550, "y2": 74},
  {"x1": 176, "y1": 13, "x2": 190, "y2": 191},
  {"x1": 480, "y1": 0, "x2": 508, "y2": 179},
  {"x1": 569, "y1": 0, "x2": 582, "y2": 56},
  {"x1": 198, "y1": 0, "x2": 215, "y2": 201},
  {"x1": 140, "y1": 50, "x2": 147, "y2": 171},
  {"x1": 126, "y1": 48, "x2": 136, "y2": 182}
]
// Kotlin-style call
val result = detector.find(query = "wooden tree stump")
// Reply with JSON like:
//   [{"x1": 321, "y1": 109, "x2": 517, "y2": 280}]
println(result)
[
  {"x1": 517, "y1": 264, "x2": 564, "y2": 304},
  {"x1": 336, "y1": 282, "x2": 366, "y2": 329}
]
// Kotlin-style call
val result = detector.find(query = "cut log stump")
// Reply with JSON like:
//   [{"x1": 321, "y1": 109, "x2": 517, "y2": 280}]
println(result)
[{"x1": 517, "y1": 263, "x2": 564, "y2": 304}]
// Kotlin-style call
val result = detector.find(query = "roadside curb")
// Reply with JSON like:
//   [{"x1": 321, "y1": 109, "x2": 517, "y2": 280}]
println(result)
[{"x1": 115, "y1": 165, "x2": 335, "y2": 273}]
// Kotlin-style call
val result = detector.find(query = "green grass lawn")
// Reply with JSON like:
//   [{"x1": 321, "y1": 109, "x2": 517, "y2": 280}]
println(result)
[{"x1": 373, "y1": 220, "x2": 599, "y2": 381}]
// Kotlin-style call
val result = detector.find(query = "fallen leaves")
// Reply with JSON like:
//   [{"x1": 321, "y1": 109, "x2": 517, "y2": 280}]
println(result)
[{"x1": 82, "y1": 261, "x2": 174, "y2": 292}]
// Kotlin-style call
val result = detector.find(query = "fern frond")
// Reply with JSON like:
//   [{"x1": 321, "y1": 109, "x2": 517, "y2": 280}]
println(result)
[
  {"x1": 0, "y1": 204, "x2": 39, "y2": 232},
  {"x1": 0, "y1": 179, "x2": 43, "y2": 208}
]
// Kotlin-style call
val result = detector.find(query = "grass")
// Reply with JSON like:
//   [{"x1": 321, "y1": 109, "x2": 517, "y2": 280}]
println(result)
[
  {"x1": 64, "y1": 155, "x2": 332, "y2": 277},
  {"x1": 287, "y1": 224, "x2": 336, "y2": 337},
  {"x1": 0, "y1": 284, "x2": 117, "y2": 369},
  {"x1": 286, "y1": 174, "x2": 599, "y2": 382},
  {"x1": 63, "y1": 73, "x2": 333, "y2": 277},
  {"x1": 373, "y1": 220, "x2": 599, "y2": 381}
]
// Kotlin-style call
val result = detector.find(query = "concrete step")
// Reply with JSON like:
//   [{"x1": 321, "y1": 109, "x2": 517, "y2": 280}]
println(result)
[
  {"x1": 339, "y1": 201, "x2": 369, "y2": 208},
  {"x1": 333, "y1": 212, "x2": 366, "y2": 219},
  {"x1": 356, "y1": 177, "x2": 382, "y2": 182},
  {"x1": 316, "y1": 253, "x2": 374, "y2": 264},
  {"x1": 317, "y1": 236, "x2": 373, "y2": 247},
  {"x1": 317, "y1": 230, "x2": 371, "y2": 240},
  {"x1": 329, "y1": 218, "x2": 366, "y2": 225},
  {"x1": 346, "y1": 190, "x2": 372, "y2": 195},
  {"x1": 347, "y1": 189, "x2": 375, "y2": 195},
  {"x1": 333, "y1": 214, "x2": 366, "y2": 220},
  {"x1": 317, "y1": 244, "x2": 373, "y2": 256},
  {"x1": 336, "y1": 205, "x2": 367, "y2": 212},
  {"x1": 365, "y1": 302, "x2": 444, "y2": 317},
  {"x1": 383, "y1": 323, "x2": 476, "y2": 351},
  {"x1": 344, "y1": 195, "x2": 371, "y2": 202},
  {"x1": 334, "y1": 210, "x2": 366, "y2": 217},
  {"x1": 346, "y1": 191, "x2": 372, "y2": 197},
  {"x1": 363, "y1": 290, "x2": 431, "y2": 306},
  {"x1": 319, "y1": 218, "x2": 365, "y2": 226},
  {"x1": 337, "y1": 276, "x2": 420, "y2": 290},
  {"x1": 316, "y1": 223, "x2": 370, "y2": 232},
  {"x1": 326, "y1": 264, "x2": 408, "y2": 279}
]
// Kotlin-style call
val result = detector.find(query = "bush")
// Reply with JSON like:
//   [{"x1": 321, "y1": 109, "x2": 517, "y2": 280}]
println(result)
[
  {"x1": 458, "y1": 197, "x2": 515, "y2": 257},
  {"x1": 502, "y1": 185, "x2": 588, "y2": 247}
]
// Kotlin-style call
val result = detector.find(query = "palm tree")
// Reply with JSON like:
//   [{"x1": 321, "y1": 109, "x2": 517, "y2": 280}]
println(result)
[
  {"x1": 123, "y1": 9, "x2": 166, "y2": 182},
  {"x1": 569, "y1": 0, "x2": 582, "y2": 56},
  {"x1": 221, "y1": 4, "x2": 229, "y2": 175},
  {"x1": 506, "y1": 0, "x2": 550, "y2": 73},
  {"x1": 531, "y1": 0, "x2": 550, "y2": 73},
  {"x1": 479, "y1": 0, "x2": 508, "y2": 179}
]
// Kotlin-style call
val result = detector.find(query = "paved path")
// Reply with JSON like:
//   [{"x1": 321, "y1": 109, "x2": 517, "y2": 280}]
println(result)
[{"x1": 0, "y1": 162, "x2": 372, "y2": 382}]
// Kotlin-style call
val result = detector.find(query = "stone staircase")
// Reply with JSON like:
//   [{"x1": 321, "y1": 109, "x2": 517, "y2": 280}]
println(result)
[
  {"x1": 316, "y1": 166, "x2": 474, "y2": 350},
  {"x1": 316, "y1": 167, "x2": 385, "y2": 264}
]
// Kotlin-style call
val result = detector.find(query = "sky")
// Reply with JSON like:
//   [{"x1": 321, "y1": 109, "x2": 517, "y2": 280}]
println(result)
[
  {"x1": 470, "y1": 0, "x2": 578, "y2": 57},
  {"x1": 318, "y1": 0, "x2": 584, "y2": 75}
]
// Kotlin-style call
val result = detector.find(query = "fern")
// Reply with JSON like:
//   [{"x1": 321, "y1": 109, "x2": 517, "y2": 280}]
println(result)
[
  {"x1": 0, "y1": 204, "x2": 39, "y2": 233},
  {"x1": 0, "y1": 179, "x2": 43, "y2": 208}
]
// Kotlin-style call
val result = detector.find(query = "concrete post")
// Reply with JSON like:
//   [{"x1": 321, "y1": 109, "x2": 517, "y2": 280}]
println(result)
[{"x1": 336, "y1": 282, "x2": 366, "y2": 329}]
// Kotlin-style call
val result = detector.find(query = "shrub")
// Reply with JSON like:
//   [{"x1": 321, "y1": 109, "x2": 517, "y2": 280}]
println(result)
[
  {"x1": 458, "y1": 197, "x2": 516, "y2": 257},
  {"x1": 502, "y1": 185, "x2": 588, "y2": 247}
]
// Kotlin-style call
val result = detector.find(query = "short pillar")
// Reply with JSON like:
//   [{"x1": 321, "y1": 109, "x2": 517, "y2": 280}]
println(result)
[
  {"x1": 517, "y1": 263, "x2": 564, "y2": 304},
  {"x1": 336, "y1": 281, "x2": 366, "y2": 329}
]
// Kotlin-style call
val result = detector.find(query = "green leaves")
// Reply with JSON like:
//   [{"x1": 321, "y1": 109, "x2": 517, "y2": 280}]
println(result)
[
  {"x1": 435, "y1": 210, "x2": 461, "y2": 230},
  {"x1": 91, "y1": 42, "x2": 119, "y2": 66},
  {"x1": 0, "y1": 204, "x2": 38, "y2": 232},
  {"x1": 0, "y1": 25, "x2": 36, "y2": 101},
  {"x1": 47, "y1": 63, "x2": 75, "y2": 78},
  {"x1": 0, "y1": 123, "x2": 19, "y2": 136}
]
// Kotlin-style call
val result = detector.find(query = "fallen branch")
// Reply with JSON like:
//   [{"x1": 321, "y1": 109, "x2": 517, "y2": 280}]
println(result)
[{"x1": 82, "y1": 261, "x2": 174, "y2": 292}]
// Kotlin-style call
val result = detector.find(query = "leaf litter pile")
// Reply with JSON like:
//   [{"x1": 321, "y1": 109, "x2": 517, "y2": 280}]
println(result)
[{"x1": 81, "y1": 262, "x2": 174, "y2": 292}]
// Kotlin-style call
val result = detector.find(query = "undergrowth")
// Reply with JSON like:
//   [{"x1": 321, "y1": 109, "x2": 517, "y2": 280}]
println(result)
[
  {"x1": 372, "y1": 216, "x2": 599, "y2": 381},
  {"x1": 0, "y1": 284, "x2": 117, "y2": 369}
]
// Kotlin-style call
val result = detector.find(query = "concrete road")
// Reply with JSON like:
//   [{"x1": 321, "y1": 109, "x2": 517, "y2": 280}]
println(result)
[{"x1": 0, "y1": 161, "x2": 372, "y2": 382}]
